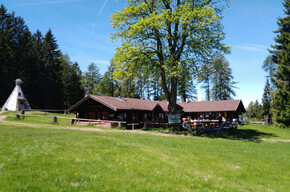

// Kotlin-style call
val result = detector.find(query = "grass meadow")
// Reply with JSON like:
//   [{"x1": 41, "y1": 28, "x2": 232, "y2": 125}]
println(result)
[{"x1": 0, "y1": 112, "x2": 289, "y2": 191}]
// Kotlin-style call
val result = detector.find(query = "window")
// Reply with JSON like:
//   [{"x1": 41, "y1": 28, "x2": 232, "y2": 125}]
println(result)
[{"x1": 18, "y1": 92, "x2": 21, "y2": 96}]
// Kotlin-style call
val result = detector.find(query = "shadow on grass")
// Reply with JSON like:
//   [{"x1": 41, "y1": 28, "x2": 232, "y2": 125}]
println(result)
[
  {"x1": 196, "y1": 128, "x2": 276, "y2": 142},
  {"x1": 144, "y1": 126, "x2": 277, "y2": 142}
]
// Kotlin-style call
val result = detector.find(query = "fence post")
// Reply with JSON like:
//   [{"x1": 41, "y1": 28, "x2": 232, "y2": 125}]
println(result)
[{"x1": 53, "y1": 116, "x2": 57, "y2": 123}]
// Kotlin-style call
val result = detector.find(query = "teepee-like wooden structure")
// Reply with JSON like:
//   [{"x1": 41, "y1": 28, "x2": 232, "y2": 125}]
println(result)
[{"x1": 2, "y1": 79, "x2": 31, "y2": 111}]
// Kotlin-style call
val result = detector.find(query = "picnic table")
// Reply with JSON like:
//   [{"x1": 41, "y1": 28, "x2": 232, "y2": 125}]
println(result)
[{"x1": 183, "y1": 119, "x2": 220, "y2": 130}]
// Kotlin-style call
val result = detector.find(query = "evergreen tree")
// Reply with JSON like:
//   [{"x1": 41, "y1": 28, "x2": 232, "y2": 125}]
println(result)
[
  {"x1": 178, "y1": 67, "x2": 197, "y2": 102},
  {"x1": 211, "y1": 55, "x2": 237, "y2": 100},
  {"x1": 0, "y1": 5, "x2": 22, "y2": 105},
  {"x1": 98, "y1": 71, "x2": 114, "y2": 96},
  {"x1": 151, "y1": 76, "x2": 162, "y2": 100},
  {"x1": 60, "y1": 54, "x2": 84, "y2": 109},
  {"x1": 247, "y1": 100, "x2": 263, "y2": 120},
  {"x1": 83, "y1": 63, "x2": 102, "y2": 95},
  {"x1": 29, "y1": 30, "x2": 45, "y2": 108},
  {"x1": 269, "y1": 0, "x2": 290, "y2": 127},
  {"x1": 247, "y1": 101, "x2": 255, "y2": 119},
  {"x1": 262, "y1": 78, "x2": 272, "y2": 118},
  {"x1": 97, "y1": 62, "x2": 119, "y2": 97},
  {"x1": 0, "y1": 5, "x2": 82, "y2": 110},
  {"x1": 198, "y1": 62, "x2": 212, "y2": 101},
  {"x1": 42, "y1": 29, "x2": 63, "y2": 109},
  {"x1": 254, "y1": 100, "x2": 263, "y2": 120},
  {"x1": 0, "y1": 5, "x2": 35, "y2": 107},
  {"x1": 262, "y1": 55, "x2": 276, "y2": 83}
]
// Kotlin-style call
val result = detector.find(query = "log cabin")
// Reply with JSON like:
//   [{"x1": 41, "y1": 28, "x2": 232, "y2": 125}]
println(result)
[{"x1": 67, "y1": 95, "x2": 246, "y2": 125}]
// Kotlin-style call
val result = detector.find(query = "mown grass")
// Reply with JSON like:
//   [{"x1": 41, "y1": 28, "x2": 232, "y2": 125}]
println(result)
[
  {"x1": 2, "y1": 110, "x2": 76, "y2": 127},
  {"x1": 0, "y1": 115, "x2": 289, "y2": 191},
  {"x1": 142, "y1": 123, "x2": 290, "y2": 142}
]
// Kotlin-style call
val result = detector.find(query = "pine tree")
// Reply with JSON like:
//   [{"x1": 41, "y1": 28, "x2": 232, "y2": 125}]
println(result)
[
  {"x1": 262, "y1": 78, "x2": 272, "y2": 118},
  {"x1": 82, "y1": 63, "x2": 102, "y2": 95},
  {"x1": 269, "y1": 0, "x2": 290, "y2": 127},
  {"x1": 198, "y1": 62, "x2": 212, "y2": 101},
  {"x1": 178, "y1": 68, "x2": 197, "y2": 102},
  {"x1": 247, "y1": 100, "x2": 263, "y2": 120},
  {"x1": 42, "y1": 29, "x2": 63, "y2": 109},
  {"x1": 0, "y1": 5, "x2": 82, "y2": 110},
  {"x1": 0, "y1": 5, "x2": 19, "y2": 105},
  {"x1": 60, "y1": 54, "x2": 84, "y2": 109},
  {"x1": 151, "y1": 76, "x2": 161, "y2": 100},
  {"x1": 211, "y1": 55, "x2": 237, "y2": 100},
  {"x1": 262, "y1": 55, "x2": 276, "y2": 85},
  {"x1": 97, "y1": 63, "x2": 118, "y2": 97},
  {"x1": 28, "y1": 30, "x2": 44, "y2": 108},
  {"x1": 247, "y1": 101, "x2": 255, "y2": 119},
  {"x1": 0, "y1": 5, "x2": 34, "y2": 106}
]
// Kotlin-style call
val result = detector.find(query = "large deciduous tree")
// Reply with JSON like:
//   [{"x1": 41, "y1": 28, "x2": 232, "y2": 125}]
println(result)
[
  {"x1": 111, "y1": 0, "x2": 230, "y2": 113},
  {"x1": 269, "y1": 0, "x2": 290, "y2": 128}
]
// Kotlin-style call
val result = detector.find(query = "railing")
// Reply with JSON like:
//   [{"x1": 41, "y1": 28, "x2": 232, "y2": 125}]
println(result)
[{"x1": 15, "y1": 112, "x2": 126, "y2": 127}]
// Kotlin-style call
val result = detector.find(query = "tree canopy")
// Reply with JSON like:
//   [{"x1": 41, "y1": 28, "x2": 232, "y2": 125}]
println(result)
[
  {"x1": 0, "y1": 5, "x2": 84, "y2": 109},
  {"x1": 111, "y1": 0, "x2": 230, "y2": 113},
  {"x1": 211, "y1": 55, "x2": 236, "y2": 100},
  {"x1": 269, "y1": 0, "x2": 290, "y2": 128}
]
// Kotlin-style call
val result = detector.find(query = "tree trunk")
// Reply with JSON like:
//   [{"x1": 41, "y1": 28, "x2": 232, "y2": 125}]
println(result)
[{"x1": 168, "y1": 77, "x2": 178, "y2": 114}]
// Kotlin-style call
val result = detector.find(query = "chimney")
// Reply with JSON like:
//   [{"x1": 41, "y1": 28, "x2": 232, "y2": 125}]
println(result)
[{"x1": 118, "y1": 96, "x2": 124, "y2": 101}]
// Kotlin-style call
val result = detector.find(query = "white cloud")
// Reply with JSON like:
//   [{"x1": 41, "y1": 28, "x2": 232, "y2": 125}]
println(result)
[
  {"x1": 89, "y1": 60, "x2": 110, "y2": 65},
  {"x1": 236, "y1": 44, "x2": 268, "y2": 53}
]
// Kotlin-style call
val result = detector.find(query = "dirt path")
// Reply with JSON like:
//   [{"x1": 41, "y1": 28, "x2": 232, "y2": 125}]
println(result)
[
  {"x1": 0, "y1": 111, "x2": 6, "y2": 121},
  {"x1": 261, "y1": 138, "x2": 290, "y2": 143}
]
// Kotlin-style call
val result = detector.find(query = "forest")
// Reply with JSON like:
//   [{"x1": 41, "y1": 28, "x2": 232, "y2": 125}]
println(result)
[{"x1": 0, "y1": 5, "x2": 83, "y2": 110}]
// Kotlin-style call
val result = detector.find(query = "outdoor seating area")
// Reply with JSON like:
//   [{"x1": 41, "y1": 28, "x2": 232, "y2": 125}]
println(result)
[{"x1": 182, "y1": 117, "x2": 239, "y2": 132}]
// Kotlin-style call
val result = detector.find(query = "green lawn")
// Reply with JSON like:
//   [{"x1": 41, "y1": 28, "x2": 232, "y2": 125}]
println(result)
[
  {"x1": 0, "y1": 114, "x2": 289, "y2": 191},
  {"x1": 1, "y1": 111, "x2": 78, "y2": 128}
]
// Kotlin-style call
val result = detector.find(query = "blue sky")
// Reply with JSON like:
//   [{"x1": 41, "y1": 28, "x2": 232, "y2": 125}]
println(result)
[{"x1": 1, "y1": 0, "x2": 286, "y2": 107}]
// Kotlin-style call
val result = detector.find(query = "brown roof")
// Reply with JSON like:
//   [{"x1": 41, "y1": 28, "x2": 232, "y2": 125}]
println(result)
[
  {"x1": 68, "y1": 95, "x2": 245, "y2": 113},
  {"x1": 68, "y1": 95, "x2": 172, "y2": 112},
  {"x1": 91, "y1": 95, "x2": 171, "y2": 111},
  {"x1": 178, "y1": 100, "x2": 246, "y2": 113}
]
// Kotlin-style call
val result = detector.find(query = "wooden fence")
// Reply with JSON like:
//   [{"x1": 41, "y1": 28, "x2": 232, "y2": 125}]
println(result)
[{"x1": 16, "y1": 112, "x2": 126, "y2": 128}]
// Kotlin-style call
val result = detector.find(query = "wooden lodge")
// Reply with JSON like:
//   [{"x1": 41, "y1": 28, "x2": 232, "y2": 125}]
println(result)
[
  {"x1": 67, "y1": 95, "x2": 183, "y2": 124},
  {"x1": 178, "y1": 100, "x2": 246, "y2": 121},
  {"x1": 67, "y1": 95, "x2": 246, "y2": 127}
]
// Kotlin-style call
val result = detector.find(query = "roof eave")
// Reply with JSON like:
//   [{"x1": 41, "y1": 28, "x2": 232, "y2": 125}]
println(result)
[{"x1": 90, "y1": 95, "x2": 117, "y2": 111}]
